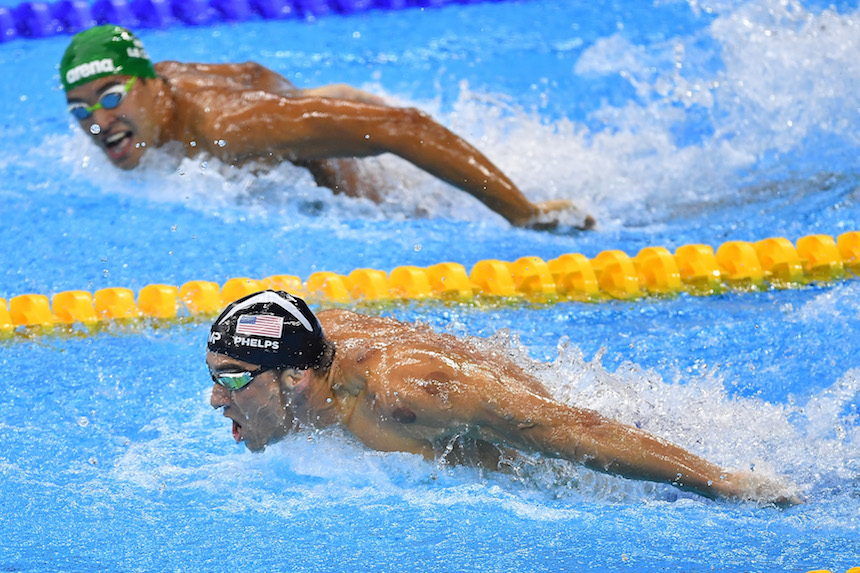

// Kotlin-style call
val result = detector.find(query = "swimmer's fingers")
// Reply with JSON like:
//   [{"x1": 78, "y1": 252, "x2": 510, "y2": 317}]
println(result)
[
  {"x1": 525, "y1": 199, "x2": 596, "y2": 232},
  {"x1": 721, "y1": 471, "x2": 806, "y2": 508},
  {"x1": 771, "y1": 492, "x2": 807, "y2": 508}
]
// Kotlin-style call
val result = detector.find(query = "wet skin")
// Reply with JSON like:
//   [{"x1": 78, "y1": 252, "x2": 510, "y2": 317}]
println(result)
[
  {"x1": 207, "y1": 353, "x2": 337, "y2": 452},
  {"x1": 207, "y1": 308, "x2": 802, "y2": 505},
  {"x1": 66, "y1": 61, "x2": 592, "y2": 229},
  {"x1": 66, "y1": 74, "x2": 163, "y2": 169},
  {"x1": 207, "y1": 356, "x2": 293, "y2": 452}
]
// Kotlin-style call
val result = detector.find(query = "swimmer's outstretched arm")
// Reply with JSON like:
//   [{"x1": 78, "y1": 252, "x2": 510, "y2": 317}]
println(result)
[
  {"x1": 202, "y1": 95, "x2": 561, "y2": 227},
  {"x1": 480, "y1": 391, "x2": 801, "y2": 505}
]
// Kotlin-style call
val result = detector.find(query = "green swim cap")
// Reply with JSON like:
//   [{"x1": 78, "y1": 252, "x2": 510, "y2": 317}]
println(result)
[{"x1": 60, "y1": 24, "x2": 156, "y2": 92}]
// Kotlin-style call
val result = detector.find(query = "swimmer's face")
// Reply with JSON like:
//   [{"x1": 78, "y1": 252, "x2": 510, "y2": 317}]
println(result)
[
  {"x1": 207, "y1": 352, "x2": 297, "y2": 452},
  {"x1": 66, "y1": 75, "x2": 160, "y2": 170}
]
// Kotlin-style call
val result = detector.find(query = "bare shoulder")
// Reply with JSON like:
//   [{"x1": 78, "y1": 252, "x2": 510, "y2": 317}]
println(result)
[
  {"x1": 318, "y1": 310, "x2": 498, "y2": 358},
  {"x1": 153, "y1": 60, "x2": 183, "y2": 73},
  {"x1": 153, "y1": 60, "x2": 200, "y2": 80},
  {"x1": 317, "y1": 308, "x2": 403, "y2": 335},
  {"x1": 320, "y1": 309, "x2": 553, "y2": 400},
  {"x1": 155, "y1": 60, "x2": 263, "y2": 78},
  {"x1": 318, "y1": 310, "x2": 436, "y2": 367},
  {"x1": 154, "y1": 60, "x2": 297, "y2": 95}
]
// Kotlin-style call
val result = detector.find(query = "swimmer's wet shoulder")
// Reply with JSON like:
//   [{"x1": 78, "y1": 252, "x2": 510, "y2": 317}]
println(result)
[
  {"x1": 59, "y1": 24, "x2": 595, "y2": 229},
  {"x1": 204, "y1": 290, "x2": 802, "y2": 506}
]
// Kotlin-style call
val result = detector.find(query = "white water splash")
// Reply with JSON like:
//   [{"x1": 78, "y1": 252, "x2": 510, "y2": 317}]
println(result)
[{"x1": 559, "y1": 0, "x2": 860, "y2": 221}]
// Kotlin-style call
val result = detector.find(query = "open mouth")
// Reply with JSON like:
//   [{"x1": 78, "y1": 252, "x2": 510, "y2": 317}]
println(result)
[
  {"x1": 102, "y1": 130, "x2": 134, "y2": 161},
  {"x1": 232, "y1": 420, "x2": 243, "y2": 443}
]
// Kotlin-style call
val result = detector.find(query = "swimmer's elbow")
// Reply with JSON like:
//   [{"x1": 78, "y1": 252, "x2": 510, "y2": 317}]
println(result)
[{"x1": 397, "y1": 107, "x2": 435, "y2": 128}]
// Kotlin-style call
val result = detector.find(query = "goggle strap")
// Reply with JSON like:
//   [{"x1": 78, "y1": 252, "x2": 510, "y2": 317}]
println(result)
[{"x1": 68, "y1": 76, "x2": 136, "y2": 120}]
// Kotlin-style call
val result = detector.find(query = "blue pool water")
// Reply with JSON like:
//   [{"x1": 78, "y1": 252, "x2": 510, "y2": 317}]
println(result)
[{"x1": 1, "y1": 0, "x2": 859, "y2": 571}]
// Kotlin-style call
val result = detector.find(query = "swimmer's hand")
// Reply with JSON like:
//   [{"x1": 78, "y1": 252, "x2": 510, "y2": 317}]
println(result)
[
  {"x1": 523, "y1": 199, "x2": 597, "y2": 232},
  {"x1": 719, "y1": 471, "x2": 806, "y2": 508}
]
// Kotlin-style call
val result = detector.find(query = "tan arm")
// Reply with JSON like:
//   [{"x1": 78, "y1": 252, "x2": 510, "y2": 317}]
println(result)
[
  {"x1": 478, "y1": 392, "x2": 726, "y2": 497},
  {"x1": 200, "y1": 95, "x2": 543, "y2": 225},
  {"x1": 478, "y1": 389, "x2": 800, "y2": 504},
  {"x1": 343, "y1": 343, "x2": 726, "y2": 495}
]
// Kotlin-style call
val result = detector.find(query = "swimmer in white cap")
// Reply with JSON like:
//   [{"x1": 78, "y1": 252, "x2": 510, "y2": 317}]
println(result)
[
  {"x1": 60, "y1": 24, "x2": 594, "y2": 231},
  {"x1": 206, "y1": 290, "x2": 802, "y2": 506}
]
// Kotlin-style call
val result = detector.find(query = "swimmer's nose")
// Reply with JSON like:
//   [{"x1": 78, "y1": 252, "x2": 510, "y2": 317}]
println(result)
[
  {"x1": 89, "y1": 106, "x2": 115, "y2": 127},
  {"x1": 87, "y1": 109, "x2": 121, "y2": 139},
  {"x1": 210, "y1": 384, "x2": 231, "y2": 409}
]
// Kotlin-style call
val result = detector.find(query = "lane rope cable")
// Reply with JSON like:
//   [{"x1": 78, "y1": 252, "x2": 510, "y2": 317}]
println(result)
[
  {"x1": 2, "y1": 231, "x2": 858, "y2": 336},
  {"x1": 1, "y1": 0, "x2": 497, "y2": 42}
]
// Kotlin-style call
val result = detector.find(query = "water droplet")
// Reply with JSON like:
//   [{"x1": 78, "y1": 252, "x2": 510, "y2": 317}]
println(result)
[{"x1": 89, "y1": 124, "x2": 101, "y2": 135}]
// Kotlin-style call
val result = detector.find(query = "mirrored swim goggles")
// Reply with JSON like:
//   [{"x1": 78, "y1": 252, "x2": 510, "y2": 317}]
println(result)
[
  {"x1": 67, "y1": 76, "x2": 136, "y2": 120},
  {"x1": 210, "y1": 366, "x2": 270, "y2": 391}
]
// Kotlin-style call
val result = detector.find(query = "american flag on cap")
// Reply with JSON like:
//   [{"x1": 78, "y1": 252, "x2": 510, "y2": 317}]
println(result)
[{"x1": 235, "y1": 314, "x2": 284, "y2": 338}]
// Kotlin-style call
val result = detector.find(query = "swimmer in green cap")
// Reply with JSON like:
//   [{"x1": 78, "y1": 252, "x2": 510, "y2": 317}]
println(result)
[
  {"x1": 60, "y1": 24, "x2": 594, "y2": 230},
  {"x1": 206, "y1": 290, "x2": 803, "y2": 506}
]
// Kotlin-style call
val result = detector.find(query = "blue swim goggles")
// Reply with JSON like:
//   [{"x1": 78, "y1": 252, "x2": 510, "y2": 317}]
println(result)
[
  {"x1": 210, "y1": 366, "x2": 270, "y2": 391},
  {"x1": 67, "y1": 77, "x2": 136, "y2": 121}
]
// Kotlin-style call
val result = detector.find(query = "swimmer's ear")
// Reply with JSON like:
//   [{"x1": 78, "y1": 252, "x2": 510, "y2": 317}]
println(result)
[{"x1": 278, "y1": 368, "x2": 310, "y2": 391}]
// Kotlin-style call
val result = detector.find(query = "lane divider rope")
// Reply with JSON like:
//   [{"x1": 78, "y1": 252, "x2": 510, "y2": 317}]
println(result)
[
  {"x1": 1, "y1": 232, "x2": 858, "y2": 334},
  {"x1": 0, "y1": 0, "x2": 487, "y2": 43}
]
